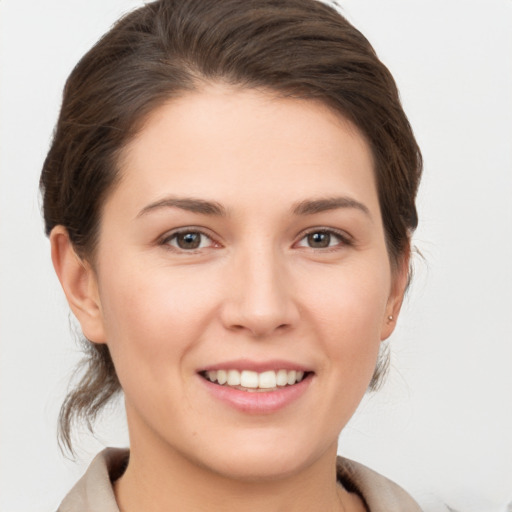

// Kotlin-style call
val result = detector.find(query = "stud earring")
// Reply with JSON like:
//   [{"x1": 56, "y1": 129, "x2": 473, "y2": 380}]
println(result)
[{"x1": 387, "y1": 315, "x2": 394, "y2": 322}]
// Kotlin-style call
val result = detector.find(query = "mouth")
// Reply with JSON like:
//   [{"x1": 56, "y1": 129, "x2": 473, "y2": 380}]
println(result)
[
  {"x1": 199, "y1": 369, "x2": 312, "y2": 392},
  {"x1": 198, "y1": 363, "x2": 314, "y2": 413}
]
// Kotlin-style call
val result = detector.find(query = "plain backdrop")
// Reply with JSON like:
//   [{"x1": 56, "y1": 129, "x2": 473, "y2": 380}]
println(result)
[{"x1": 1, "y1": 1, "x2": 511, "y2": 511}]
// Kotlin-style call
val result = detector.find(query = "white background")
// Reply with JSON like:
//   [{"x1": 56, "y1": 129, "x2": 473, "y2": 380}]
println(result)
[{"x1": 1, "y1": 1, "x2": 511, "y2": 511}]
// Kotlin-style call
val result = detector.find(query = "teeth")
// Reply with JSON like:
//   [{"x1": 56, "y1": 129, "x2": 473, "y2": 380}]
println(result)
[
  {"x1": 203, "y1": 369, "x2": 307, "y2": 389},
  {"x1": 258, "y1": 370, "x2": 276, "y2": 389},
  {"x1": 217, "y1": 369, "x2": 227, "y2": 385},
  {"x1": 276, "y1": 369, "x2": 288, "y2": 386},
  {"x1": 287, "y1": 370, "x2": 297, "y2": 385},
  {"x1": 227, "y1": 369, "x2": 241, "y2": 386},
  {"x1": 240, "y1": 370, "x2": 259, "y2": 388}
]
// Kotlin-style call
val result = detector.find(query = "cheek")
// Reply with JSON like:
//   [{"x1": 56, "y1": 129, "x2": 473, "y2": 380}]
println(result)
[
  {"x1": 95, "y1": 269, "x2": 206, "y2": 422},
  {"x1": 293, "y1": 269, "x2": 389, "y2": 443},
  {"x1": 96, "y1": 261, "x2": 222, "y2": 371},
  {"x1": 304, "y1": 264, "x2": 390, "y2": 371}
]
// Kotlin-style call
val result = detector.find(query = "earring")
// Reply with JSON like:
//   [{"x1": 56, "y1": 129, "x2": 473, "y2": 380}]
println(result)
[{"x1": 387, "y1": 315, "x2": 394, "y2": 322}]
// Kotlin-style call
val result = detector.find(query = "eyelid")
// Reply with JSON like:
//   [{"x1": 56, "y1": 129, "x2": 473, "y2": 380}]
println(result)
[
  {"x1": 159, "y1": 226, "x2": 222, "y2": 251},
  {"x1": 294, "y1": 227, "x2": 353, "y2": 249},
  {"x1": 157, "y1": 226, "x2": 352, "y2": 252}
]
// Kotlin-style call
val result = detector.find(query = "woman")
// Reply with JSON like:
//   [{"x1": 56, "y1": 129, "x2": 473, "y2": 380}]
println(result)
[{"x1": 40, "y1": 0, "x2": 423, "y2": 510}]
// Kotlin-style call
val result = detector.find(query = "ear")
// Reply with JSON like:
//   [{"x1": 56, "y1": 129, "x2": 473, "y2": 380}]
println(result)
[
  {"x1": 50, "y1": 226, "x2": 106, "y2": 344},
  {"x1": 380, "y1": 252, "x2": 410, "y2": 341}
]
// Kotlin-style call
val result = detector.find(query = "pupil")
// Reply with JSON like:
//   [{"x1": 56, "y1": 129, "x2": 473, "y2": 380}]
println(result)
[
  {"x1": 308, "y1": 232, "x2": 330, "y2": 248},
  {"x1": 177, "y1": 232, "x2": 201, "y2": 249}
]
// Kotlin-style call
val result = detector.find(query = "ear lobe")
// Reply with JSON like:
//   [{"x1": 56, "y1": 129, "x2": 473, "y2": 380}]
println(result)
[
  {"x1": 380, "y1": 253, "x2": 410, "y2": 341},
  {"x1": 50, "y1": 226, "x2": 106, "y2": 344}
]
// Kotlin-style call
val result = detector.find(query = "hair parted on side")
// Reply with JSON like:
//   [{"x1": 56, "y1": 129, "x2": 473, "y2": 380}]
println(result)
[{"x1": 40, "y1": 0, "x2": 422, "y2": 453}]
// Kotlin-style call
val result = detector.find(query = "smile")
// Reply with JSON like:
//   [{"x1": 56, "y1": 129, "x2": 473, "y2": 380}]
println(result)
[{"x1": 201, "y1": 369, "x2": 307, "y2": 392}]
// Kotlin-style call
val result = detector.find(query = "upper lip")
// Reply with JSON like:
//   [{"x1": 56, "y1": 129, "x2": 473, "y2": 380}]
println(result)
[{"x1": 198, "y1": 359, "x2": 312, "y2": 373}]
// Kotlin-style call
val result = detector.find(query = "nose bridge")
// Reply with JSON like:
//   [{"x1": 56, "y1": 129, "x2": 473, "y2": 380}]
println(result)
[{"x1": 222, "y1": 240, "x2": 298, "y2": 336}]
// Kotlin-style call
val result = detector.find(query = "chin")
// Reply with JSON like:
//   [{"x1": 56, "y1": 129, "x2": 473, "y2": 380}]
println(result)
[
  {"x1": 209, "y1": 453, "x2": 311, "y2": 482},
  {"x1": 190, "y1": 430, "x2": 336, "y2": 483}
]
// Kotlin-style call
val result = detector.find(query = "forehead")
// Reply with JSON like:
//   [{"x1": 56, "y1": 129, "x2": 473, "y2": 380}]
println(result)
[{"x1": 112, "y1": 85, "x2": 379, "y2": 216}]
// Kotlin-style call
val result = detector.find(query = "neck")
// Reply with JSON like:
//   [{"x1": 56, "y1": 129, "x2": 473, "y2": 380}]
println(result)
[{"x1": 114, "y1": 427, "x2": 362, "y2": 512}]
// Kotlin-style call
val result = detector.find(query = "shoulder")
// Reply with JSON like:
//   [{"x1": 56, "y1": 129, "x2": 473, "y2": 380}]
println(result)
[
  {"x1": 57, "y1": 448, "x2": 127, "y2": 512},
  {"x1": 336, "y1": 456, "x2": 423, "y2": 512}
]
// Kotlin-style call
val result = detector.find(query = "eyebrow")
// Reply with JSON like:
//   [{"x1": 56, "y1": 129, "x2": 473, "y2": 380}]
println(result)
[
  {"x1": 137, "y1": 197, "x2": 227, "y2": 218},
  {"x1": 292, "y1": 196, "x2": 371, "y2": 218},
  {"x1": 136, "y1": 195, "x2": 370, "y2": 219}
]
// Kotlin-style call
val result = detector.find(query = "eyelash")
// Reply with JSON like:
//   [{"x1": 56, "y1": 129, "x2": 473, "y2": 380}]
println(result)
[
  {"x1": 295, "y1": 228, "x2": 352, "y2": 251},
  {"x1": 160, "y1": 228, "x2": 220, "y2": 252},
  {"x1": 159, "y1": 227, "x2": 352, "y2": 253}
]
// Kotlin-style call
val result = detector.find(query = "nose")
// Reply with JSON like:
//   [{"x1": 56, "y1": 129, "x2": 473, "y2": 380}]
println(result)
[{"x1": 220, "y1": 246, "x2": 300, "y2": 338}]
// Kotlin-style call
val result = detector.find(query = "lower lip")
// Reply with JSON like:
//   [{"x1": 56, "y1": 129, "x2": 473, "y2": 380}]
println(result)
[{"x1": 200, "y1": 375, "x2": 312, "y2": 414}]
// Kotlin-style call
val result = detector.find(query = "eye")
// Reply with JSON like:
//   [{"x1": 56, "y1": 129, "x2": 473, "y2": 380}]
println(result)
[
  {"x1": 295, "y1": 229, "x2": 350, "y2": 249},
  {"x1": 162, "y1": 229, "x2": 218, "y2": 251}
]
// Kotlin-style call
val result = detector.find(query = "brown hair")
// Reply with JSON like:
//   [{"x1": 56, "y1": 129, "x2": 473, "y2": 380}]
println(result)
[{"x1": 40, "y1": 0, "x2": 422, "y2": 452}]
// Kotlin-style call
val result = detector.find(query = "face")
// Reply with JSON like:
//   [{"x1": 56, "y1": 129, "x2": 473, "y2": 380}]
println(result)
[{"x1": 82, "y1": 85, "x2": 404, "y2": 480}]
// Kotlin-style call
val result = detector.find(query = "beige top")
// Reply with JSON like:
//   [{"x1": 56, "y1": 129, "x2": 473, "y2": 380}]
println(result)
[{"x1": 57, "y1": 448, "x2": 422, "y2": 512}]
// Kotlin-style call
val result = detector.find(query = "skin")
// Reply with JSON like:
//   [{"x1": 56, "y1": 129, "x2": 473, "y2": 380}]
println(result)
[{"x1": 51, "y1": 84, "x2": 408, "y2": 512}]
